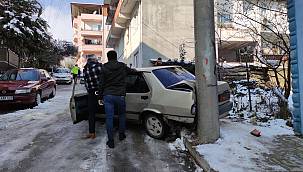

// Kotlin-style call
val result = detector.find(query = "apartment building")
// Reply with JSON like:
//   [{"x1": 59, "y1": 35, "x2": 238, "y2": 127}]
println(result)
[
  {"x1": 105, "y1": 0, "x2": 288, "y2": 67},
  {"x1": 71, "y1": 3, "x2": 111, "y2": 68},
  {"x1": 216, "y1": 0, "x2": 289, "y2": 63},
  {"x1": 105, "y1": 0, "x2": 195, "y2": 67}
]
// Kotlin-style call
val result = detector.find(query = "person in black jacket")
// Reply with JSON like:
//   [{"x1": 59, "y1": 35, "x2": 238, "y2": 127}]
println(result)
[
  {"x1": 83, "y1": 55, "x2": 102, "y2": 139},
  {"x1": 101, "y1": 50, "x2": 131, "y2": 148}
]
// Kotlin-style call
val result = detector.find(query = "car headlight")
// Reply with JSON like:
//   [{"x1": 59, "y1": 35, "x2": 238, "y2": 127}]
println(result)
[{"x1": 15, "y1": 89, "x2": 32, "y2": 94}]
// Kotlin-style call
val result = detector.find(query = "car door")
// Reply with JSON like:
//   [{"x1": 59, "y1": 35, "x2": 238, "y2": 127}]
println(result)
[
  {"x1": 125, "y1": 72, "x2": 151, "y2": 120},
  {"x1": 39, "y1": 70, "x2": 49, "y2": 98},
  {"x1": 44, "y1": 70, "x2": 54, "y2": 96}
]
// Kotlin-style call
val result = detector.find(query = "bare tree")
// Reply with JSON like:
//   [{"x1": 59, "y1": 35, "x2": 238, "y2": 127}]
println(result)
[{"x1": 216, "y1": 0, "x2": 290, "y2": 117}]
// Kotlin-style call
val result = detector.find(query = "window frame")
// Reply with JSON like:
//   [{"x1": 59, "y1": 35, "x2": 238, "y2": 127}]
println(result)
[{"x1": 126, "y1": 72, "x2": 150, "y2": 94}]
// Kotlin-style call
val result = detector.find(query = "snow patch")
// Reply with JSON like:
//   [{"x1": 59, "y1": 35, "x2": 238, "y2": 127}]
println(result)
[
  {"x1": 288, "y1": 91, "x2": 294, "y2": 113},
  {"x1": 196, "y1": 119, "x2": 293, "y2": 172},
  {"x1": 169, "y1": 138, "x2": 186, "y2": 151},
  {"x1": 4, "y1": 10, "x2": 14, "y2": 16}
]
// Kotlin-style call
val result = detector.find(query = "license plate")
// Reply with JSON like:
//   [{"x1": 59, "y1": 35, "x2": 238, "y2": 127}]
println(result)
[{"x1": 0, "y1": 96, "x2": 13, "y2": 101}]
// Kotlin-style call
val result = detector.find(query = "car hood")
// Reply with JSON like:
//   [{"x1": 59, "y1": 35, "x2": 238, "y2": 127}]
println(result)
[{"x1": 0, "y1": 80, "x2": 39, "y2": 90}]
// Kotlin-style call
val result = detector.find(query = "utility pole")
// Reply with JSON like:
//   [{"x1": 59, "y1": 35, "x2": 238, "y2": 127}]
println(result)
[{"x1": 194, "y1": 0, "x2": 220, "y2": 143}]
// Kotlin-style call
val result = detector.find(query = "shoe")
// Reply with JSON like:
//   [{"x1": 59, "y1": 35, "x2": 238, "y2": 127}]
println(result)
[
  {"x1": 119, "y1": 133, "x2": 126, "y2": 141},
  {"x1": 106, "y1": 140, "x2": 115, "y2": 148},
  {"x1": 90, "y1": 133, "x2": 96, "y2": 139},
  {"x1": 83, "y1": 133, "x2": 96, "y2": 139}
]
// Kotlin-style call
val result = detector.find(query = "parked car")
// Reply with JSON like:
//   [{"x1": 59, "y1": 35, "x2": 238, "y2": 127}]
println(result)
[
  {"x1": 52, "y1": 67, "x2": 73, "y2": 84},
  {"x1": 70, "y1": 66, "x2": 232, "y2": 139},
  {"x1": 0, "y1": 68, "x2": 56, "y2": 106}
]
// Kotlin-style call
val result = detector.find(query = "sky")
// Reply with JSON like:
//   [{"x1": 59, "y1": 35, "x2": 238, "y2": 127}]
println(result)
[{"x1": 39, "y1": 0, "x2": 103, "y2": 41}]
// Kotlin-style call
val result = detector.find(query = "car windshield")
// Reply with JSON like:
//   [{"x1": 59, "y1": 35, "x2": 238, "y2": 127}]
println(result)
[
  {"x1": 54, "y1": 68, "x2": 70, "y2": 73},
  {"x1": 0, "y1": 69, "x2": 39, "y2": 81},
  {"x1": 152, "y1": 67, "x2": 195, "y2": 88}
]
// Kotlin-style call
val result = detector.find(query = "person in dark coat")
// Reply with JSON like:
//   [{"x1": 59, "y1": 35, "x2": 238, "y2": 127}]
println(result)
[{"x1": 101, "y1": 50, "x2": 133, "y2": 148}]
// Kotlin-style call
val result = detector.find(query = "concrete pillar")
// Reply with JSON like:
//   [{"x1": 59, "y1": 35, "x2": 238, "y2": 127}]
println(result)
[{"x1": 288, "y1": 0, "x2": 303, "y2": 135}]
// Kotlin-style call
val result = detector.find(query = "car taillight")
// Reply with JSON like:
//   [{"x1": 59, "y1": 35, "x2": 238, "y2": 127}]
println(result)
[
  {"x1": 218, "y1": 91, "x2": 230, "y2": 102},
  {"x1": 191, "y1": 104, "x2": 196, "y2": 115}
]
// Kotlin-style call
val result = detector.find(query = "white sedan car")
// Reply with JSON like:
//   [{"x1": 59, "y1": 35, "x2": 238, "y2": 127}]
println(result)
[
  {"x1": 52, "y1": 68, "x2": 73, "y2": 84},
  {"x1": 70, "y1": 66, "x2": 232, "y2": 139}
]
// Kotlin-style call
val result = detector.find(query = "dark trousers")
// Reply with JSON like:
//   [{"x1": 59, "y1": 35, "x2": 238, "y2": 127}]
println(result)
[
  {"x1": 88, "y1": 92, "x2": 98, "y2": 133},
  {"x1": 73, "y1": 74, "x2": 78, "y2": 82},
  {"x1": 104, "y1": 95, "x2": 126, "y2": 141}
]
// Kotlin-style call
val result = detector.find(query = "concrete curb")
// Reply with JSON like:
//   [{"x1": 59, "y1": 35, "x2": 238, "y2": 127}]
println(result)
[{"x1": 184, "y1": 138, "x2": 217, "y2": 172}]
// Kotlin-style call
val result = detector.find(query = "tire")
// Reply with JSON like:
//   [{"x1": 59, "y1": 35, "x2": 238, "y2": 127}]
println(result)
[
  {"x1": 144, "y1": 114, "x2": 167, "y2": 139},
  {"x1": 50, "y1": 87, "x2": 56, "y2": 98},
  {"x1": 34, "y1": 92, "x2": 42, "y2": 106}
]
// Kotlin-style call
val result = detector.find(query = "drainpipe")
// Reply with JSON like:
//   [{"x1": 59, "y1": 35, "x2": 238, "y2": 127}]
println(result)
[{"x1": 139, "y1": 0, "x2": 143, "y2": 67}]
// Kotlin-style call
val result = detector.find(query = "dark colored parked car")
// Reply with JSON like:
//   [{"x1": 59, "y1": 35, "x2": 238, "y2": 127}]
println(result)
[{"x1": 0, "y1": 68, "x2": 56, "y2": 106}]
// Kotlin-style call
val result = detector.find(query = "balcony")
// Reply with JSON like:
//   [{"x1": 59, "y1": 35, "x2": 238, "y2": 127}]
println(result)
[
  {"x1": 81, "y1": 14, "x2": 103, "y2": 22},
  {"x1": 80, "y1": 44, "x2": 103, "y2": 52},
  {"x1": 218, "y1": 29, "x2": 254, "y2": 42},
  {"x1": 0, "y1": 48, "x2": 19, "y2": 69},
  {"x1": 80, "y1": 30, "x2": 103, "y2": 36}
]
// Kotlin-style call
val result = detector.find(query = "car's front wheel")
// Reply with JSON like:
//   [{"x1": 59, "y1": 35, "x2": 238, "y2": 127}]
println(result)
[
  {"x1": 34, "y1": 92, "x2": 42, "y2": 106},
  {"x1": 144, "y1": 114, "x2": 167, "y2": 139}
]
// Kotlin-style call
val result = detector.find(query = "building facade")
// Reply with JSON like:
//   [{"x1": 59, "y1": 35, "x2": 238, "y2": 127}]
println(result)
[
  {"x1": 288, "y1": 0, "x2": 303, "y2": 135},
  {"x1": 105, "y1": 0, "x2": 288, "y2": 67},
  {"x1": 216, "y1": 0, "x2": 289, "y2": 64},
  {"x1": 0, "y1": 47, "x2": 19, "y2": 73},
  {"x1": 71, "y1": 3, "x2": 111, "y2": 68},
  {"x1": 105, "y1": 0, "x2": 195, "y2": 67}
]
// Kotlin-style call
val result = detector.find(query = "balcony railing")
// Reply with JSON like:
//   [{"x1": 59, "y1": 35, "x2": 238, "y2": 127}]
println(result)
[
  {"x1": 80, "y1": 44, "x2": 103, "y2": 52},
  {"x1": 80, "y1": 30, "x2": 103, "y2": 36},
  {"x1": 81, "y1": 14, "x2": 103, "y2": 21}
]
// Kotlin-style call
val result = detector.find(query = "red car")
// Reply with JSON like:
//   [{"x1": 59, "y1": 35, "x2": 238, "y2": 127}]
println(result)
[{"x1": 0, "y1": 68, "x2": 56, "y2": 106}]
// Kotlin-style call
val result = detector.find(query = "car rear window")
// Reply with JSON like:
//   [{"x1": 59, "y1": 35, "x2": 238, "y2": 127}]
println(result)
[
  {"x1": 0, "y1": 69, "x2": 39, "y2": 81},
  {"x1": 152, "y1": 67, "x2": 195, "y2": 88},
  {"x1": 54, "y1": 68, "x2": 70, "y2": 73}
]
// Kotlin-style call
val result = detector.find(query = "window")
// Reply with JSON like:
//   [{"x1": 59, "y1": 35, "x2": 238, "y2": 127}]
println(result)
[
  {"x1": 55, "y1": 68, "x2": 70, "y2": 73},
  {"x1": 84, "y1": 39, "x2": 101, "y2": 45},
  {"x1": 243, "y1": 0, "x2": 254, "y2": 13},
  {"x1": 126, "y1": 74, "x2": 150, "y2": 93},
  {"x1": 83, "y1": 23, "x2": 102, "y2": 31},
  {"x1": 153, "y1": 67, "x2": 195, "y2": 88},
  {"x1": 133, "y1": 51, "x2": 139, "y2": 68},
  {"x1": 218, "y1": 13, "x2": 232, "y2": 23},
  {"x1": 0, "y1": 69, "x2": 39, "y2": 81}
]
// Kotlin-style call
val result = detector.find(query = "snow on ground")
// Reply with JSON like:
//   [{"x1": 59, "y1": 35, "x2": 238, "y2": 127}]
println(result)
[
  {"x1": 0, "y1": 87, "x2": 72, "y2": 169},
  {"x1": 169, "y1": 138, "x2": 186, "y2": 151},
  {"x1": 196, "y1": 119, "x2": 293, "y2": 172},
  {"x1": 288, "y1": 91, "x2": 294, "y2": 114},
  {"x1": 193, "y1": 82, "x2": 294, "y2": 172},
  {"x1": 230, "y1": 81, "x2": 281, "y2": 120}
]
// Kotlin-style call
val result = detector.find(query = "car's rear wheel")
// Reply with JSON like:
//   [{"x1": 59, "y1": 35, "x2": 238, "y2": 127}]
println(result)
[
  {"x1": 144, "y1": 114, "x2": 167, "y2": 139},
  {"x1": 50, "y1": 87, "x2": 56, "y2": 98}
]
